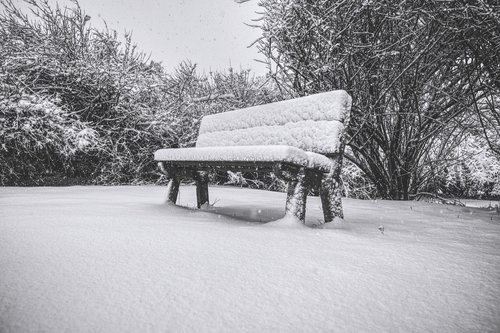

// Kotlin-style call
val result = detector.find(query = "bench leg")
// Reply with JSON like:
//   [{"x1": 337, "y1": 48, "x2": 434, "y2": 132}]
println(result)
[
  {"x1": 285, "y1": 168, "x2": 308, "y2": 222},
  {"x1": 166, "y1": 176, "x2": 180, "y2": 204},
  {"x1": 320, "y1": 163, "x2": 344, "y2": 223},
  {"x1": 194, "y1": 171, "x2": 209, "y2": 208},
  {"x1": 158, "y1": 162, "x2": 180, "y2": 204}
]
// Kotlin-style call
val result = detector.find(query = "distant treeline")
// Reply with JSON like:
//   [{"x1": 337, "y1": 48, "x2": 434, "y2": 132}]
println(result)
[
  {"x1": 0, "y1": 0, "x2": 279, "y2": 186},
  {"x1": 0, "y1": 0, "x2": 498, "y2": 199}
]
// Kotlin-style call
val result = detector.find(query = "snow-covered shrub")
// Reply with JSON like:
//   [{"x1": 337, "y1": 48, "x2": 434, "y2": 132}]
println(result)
[
  {"x1": 0, "y1": 0, "x2": 279, "y2": 185},
  {"x1": 445, "y1": 138, "x2": 500, "y2": 197},
  {"x1": 422, "y1": 134, "x2": 500, "y2": 198},
  {"x1": 341, "y1": 160, "x2": 378, "y2": 199},
  {"x1": 160, "y1": 63, "x2": 280, "y2": 149},
  {"x1": 224, "y1": 171, "x2": 287, "y2": 192},
  {"x1": 0, "y1": 94, "x2": 100, "y2": 184},
  {"x1": 0, "y1": 0, "x2": 172, "y2": 183},
  {"x1": 0, "y1": 3, "x2": 185, "y2": 183}
]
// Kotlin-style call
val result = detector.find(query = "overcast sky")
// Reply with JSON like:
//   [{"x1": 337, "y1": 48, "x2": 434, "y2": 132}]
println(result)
[{"x1": 77, "y1": 0, "x2": 266, "y2": 75}]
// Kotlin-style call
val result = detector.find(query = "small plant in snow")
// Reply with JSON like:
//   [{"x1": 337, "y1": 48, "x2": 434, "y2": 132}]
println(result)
[{"x1": 378, "y1": 225, "x2": 385, "y2": 235}]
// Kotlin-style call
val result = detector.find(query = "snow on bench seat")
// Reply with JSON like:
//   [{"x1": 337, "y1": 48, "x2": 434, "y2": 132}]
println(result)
[{"x1": 154, "y1": 145, "x2": 333, "y2": 172}]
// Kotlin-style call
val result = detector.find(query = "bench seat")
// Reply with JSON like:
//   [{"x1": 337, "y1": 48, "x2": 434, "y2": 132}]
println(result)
[{"x1": 154, "y1": 145, "x2": 333, "y2": 173}]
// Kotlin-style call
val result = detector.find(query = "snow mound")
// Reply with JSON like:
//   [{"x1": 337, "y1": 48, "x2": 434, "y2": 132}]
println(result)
[
  {"x1": 316, "y1": 216, "x2": 348, "y2": 229},
  {"x1": 263, "y1": 214, "x2": 307, "y2": 228}
]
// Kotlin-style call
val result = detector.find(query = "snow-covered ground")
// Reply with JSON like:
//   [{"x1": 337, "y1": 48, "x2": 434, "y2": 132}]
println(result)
[{"x1": 1, "y1": 185, "x2": 499, "y2": 332}]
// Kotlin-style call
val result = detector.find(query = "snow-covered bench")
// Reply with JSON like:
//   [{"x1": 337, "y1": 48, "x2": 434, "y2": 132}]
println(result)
[{"x1": 154, "y1": 90, "x2": 352, "y2": 224}]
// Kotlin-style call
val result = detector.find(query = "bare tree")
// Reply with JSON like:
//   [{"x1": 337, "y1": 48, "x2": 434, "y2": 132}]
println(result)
[{"x1": 256, "y1": 0, "x2": 496, "y2": 199}]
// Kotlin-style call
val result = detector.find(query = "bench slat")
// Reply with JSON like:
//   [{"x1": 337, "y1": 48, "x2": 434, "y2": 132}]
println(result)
[
  {"x1": 196, "y1": 120, "x2": 343, "y2": 154},
  {"x1": 199, "y1": 90, "x2": 350, "y2": 134},
  {"x1": 196, "y1": 90, "x2": 351, "y2": 155}
]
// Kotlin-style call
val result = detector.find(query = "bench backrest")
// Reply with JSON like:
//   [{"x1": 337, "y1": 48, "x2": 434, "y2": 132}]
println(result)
[{"x1": 196, "y1": 90, "x2": 351, "y2": 155}]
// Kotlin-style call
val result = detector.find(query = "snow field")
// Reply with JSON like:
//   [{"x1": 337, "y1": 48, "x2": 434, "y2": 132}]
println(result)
[{"x1": 0, "y1": 186, "x2": 499, "y2": 332}]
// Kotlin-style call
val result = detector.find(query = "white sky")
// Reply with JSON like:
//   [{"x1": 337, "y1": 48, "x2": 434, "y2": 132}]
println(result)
[{"x1": 77, "y1": 0, "x2": 267, "y2": 75}]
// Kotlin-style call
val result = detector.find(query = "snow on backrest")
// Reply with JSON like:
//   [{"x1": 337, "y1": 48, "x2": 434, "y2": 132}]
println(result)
[{"x1": 196, "y1": 90, "x2": 352, "y2": 154}]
